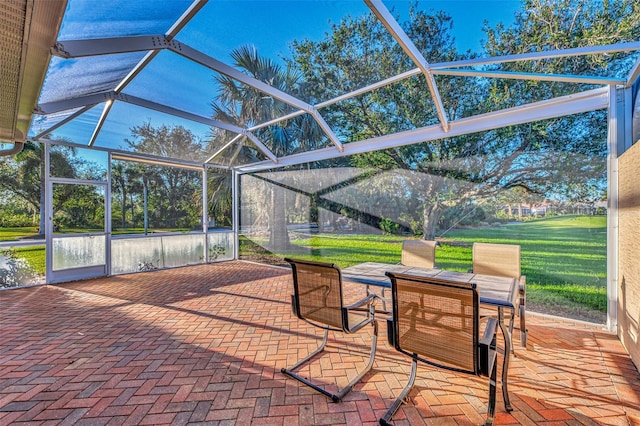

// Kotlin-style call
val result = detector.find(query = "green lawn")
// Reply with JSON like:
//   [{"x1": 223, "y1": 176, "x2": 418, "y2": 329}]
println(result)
[
  {"x1": 439, "y1": 215, "x2": 607, "y2": 321},
  {"x1": 10, "y1": 246, "x2": 46, "y2": 275},
  {"x1": 1, "y1": 215, "x2": 607, "y2": 322},
  {"x1": 256, "y1": 215, "x2": 607, "y2": 323},
  {"x1": 0, "y1": 227, "x2": 45, "y2": 277},
  {"x1": 0, "y1": 227, "x2": 40, "y2": 241}
]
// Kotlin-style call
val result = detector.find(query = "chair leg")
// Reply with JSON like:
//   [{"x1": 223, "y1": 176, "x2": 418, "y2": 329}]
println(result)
[
  {"x1": 283, "y1": 328, "x2": 329, "y2": 372},
  {"x1": 507, "y1": 308, "x2": 516, "y2": 354},
  {"x1": 379, "y1": 287, "x2": 388, "y2": 313},
  {"x1": 485, "y1": 353, "x2": 498, "y2": 425},
  {"x1": 379, "y1": 357, "x2": 418, "y2": 426},
  {"x1": 507, "y1": 303, "x2": 529, "y2": 350},
  {"x1": 496, "y1": 308, "x2": 513, "y2": 412},
  {"x1": 519, "y1": 302, "x2": 527, "y2": 347},
  {"x1": 334, "y1": 319, "x2": 378, "y2": 401},
  {"x1": 282, "y1": 322, "x2": 378, "y2": 403},
  {"x1": 281, "y1": 329, "x2": 337, "y2": 400}
]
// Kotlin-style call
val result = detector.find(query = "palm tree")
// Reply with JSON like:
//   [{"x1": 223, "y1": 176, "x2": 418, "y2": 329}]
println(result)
[{"x1": 208, "y1": 45, "x2": 326, "y2": 251}]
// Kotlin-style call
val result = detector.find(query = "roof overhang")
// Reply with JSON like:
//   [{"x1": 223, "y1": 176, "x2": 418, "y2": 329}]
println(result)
[{"x1": 0, "y1": 0, "x2": 66, "y2": 152}]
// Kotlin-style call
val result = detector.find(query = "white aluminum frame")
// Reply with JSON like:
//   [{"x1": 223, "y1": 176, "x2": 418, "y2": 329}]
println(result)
[
  {"x1": 232, "y1": 169, "x2": 239, "y2": 260},
  {"x1": 38, "y1": 33, "x2": 639, "y2": 168},
  {"x1": 607, "y1": 85, "x2": 621, "y2": 332},
  {"x1": 202, "y1": 166, "x2": 209, "y2": 263},
  {"x1": 45, "y1": 142, "x2": 110, "y2": 284},
  {"x1": 365, "y1": 0, "x2": 449, "y2": 132},
  {"x1": 237, "y1": 87, "x2": 610, "y2": 173}
]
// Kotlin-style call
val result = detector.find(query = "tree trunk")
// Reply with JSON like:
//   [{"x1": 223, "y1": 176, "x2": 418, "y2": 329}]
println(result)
[
  {"x1": 309, "y1": 193, "x2": 318, "y2": 224},
  {"x1": 38, "y1": 182, "x2": 46, "y2": 235},
  {"x1": 130, "y1": 192, "x2": 135, "y2": 226},
  {"x1": 269, "y1": 185, "x2": 290, "y2": 251},
  {"x1": 422, "y1": 202, "x2": 443, "y2": 241},
  {"x1": 143, "y1": 181, "x2": 149, "y2": 235},
  {"x1": 120, "y1": 185, "x2": 127, "y2": 228},
  {"x1": 38, "y1": 158, "x2": 46, "y2": 235}
]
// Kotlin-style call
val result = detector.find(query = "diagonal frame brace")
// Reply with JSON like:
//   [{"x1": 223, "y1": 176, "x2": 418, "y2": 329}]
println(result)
[
  {"x1": 238, "y1": 87, "x2": 609, "y2": 173},
  {"x1": 245, "y1": 132, "x2": 278, "y2": 163},
  {"x1": 169, "y1": 42, "x2": 343, "y2": 152},
  {"x1": 364, "y1": 0, "x2": 450, "y2": 132}
]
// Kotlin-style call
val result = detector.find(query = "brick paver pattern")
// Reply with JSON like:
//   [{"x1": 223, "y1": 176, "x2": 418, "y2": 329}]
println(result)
[{"x1": 1, "y1": 261, "x2": 639, "y2": 425}]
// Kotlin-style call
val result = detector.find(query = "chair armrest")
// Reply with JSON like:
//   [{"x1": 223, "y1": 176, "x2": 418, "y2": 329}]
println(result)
[
  {"x1": 478, "y1": 317, "x2": 498, "y2": 376},
  {"x1": 342, "y1": 293, "x2": 379, "y2": 333},
  {"x1": 343, "y1": 292, "x2": 378, "y2": 311},
  {"x1": 518, "y1": 275, "x2": 526, "y2": 310}
]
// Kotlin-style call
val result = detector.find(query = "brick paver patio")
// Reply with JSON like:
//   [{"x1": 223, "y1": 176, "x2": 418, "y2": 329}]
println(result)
[{"x1": 1, "y1": 261, "x2": 639, "y2": 425}]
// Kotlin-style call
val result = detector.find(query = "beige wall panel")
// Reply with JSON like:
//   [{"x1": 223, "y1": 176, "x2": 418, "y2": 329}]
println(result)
[{"x1": 618, "y1": 141, "x2": 640, "y2": 370}]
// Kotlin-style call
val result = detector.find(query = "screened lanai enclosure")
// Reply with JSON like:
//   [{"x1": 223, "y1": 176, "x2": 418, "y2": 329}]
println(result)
[{"x1": 2, "y1": 0, "x2": 640, "y2": 359}]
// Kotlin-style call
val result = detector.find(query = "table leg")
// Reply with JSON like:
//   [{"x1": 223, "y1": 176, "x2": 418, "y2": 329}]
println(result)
[
  {"x1": 497, "y1": 306, "x2": 513, "y2": 412},
  {"x1": 365, "y1": 284, "x2": 389, "y2": 314}
]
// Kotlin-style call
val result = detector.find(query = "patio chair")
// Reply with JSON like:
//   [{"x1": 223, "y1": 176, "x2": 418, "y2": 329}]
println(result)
[
  {"x1": 472, "y1": 242, "x2": 527, "y2": 346},
  {"x1": 401, "y1": 240, "x2": 437, "y2": 268},
  {"x1": 282, "y1": 258, "x2": 379, "y2": 402},
  {"x1": 381, "y1": 272, "x2": 500, "y2": 426},
  {"x1": 369, "y1": 239, "x2": 438, "y2": 312}
]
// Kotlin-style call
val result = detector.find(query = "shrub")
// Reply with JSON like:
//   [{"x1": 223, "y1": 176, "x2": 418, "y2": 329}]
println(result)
[
  {"x1": 209, "y1": 244, "x2": 227, "y2": 260},
  {"x1": 439, "y1": 204, "x2": 489, "y2": 230},
  {"x1": 0, "y1": 213, "x2": 36, "y2": 228},
  {"x1": 0, "y1": 249, "x2": 37, "y2": 289},
  {"x1": 399, "y1": 214, "x2": 423, "y2": 235},
  {"x1": 379, "y1": 217, "x2": 400, "y2": 235}
]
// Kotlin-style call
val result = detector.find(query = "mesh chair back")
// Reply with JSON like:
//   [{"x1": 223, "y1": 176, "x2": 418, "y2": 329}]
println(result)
[
  {"x1": 288, "y1": 259, "x2": 344, "y2": 330},
  {"x1": 389, "y1": 273, "x2": 479, "y2": 374},
  {"x1": 472, "y1": 242, "x2": 520, "y2": 278},
  {"x1": 401, "y1": 240, "x2": 436, "y2": 268}
]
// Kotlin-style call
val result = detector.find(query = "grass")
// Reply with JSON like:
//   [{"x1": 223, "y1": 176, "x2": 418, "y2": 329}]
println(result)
[
  {"x1": 0, "y1": 246, "x2": 46, "y2": 276},
  {"x1": 247, "y1": 215, "x2": 607, "y2": 323},
  {"x1": 1, "y1": 215, "x2": 607, "y2": 323},
  {"x1": 11, "y1": 246, "x2": 46, "y2": 275},
  {"x1": 0, "y1": 227, "x2": 40, "y2": 241},
  {"x1": 440, "y1": 215, "x2": 607, "y2": 321},
  {"x1": 111, "y1": 227, "x2": 194, "y2": 235},
  {"x1": 0, "y1": 227, "x2": 45, "y2": 277}
]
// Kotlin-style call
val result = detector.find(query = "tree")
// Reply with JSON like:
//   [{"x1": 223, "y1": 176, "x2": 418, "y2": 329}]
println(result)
[
  {"x1": 124, "y1": 123, "x2": 205, "y2": 230},
  {"x1": 490, "y1": 186, "x2": 544, "y2": 219},
  {"x1": 53, "y1": 183, "x2": 105, "y2": 230},
  {"x1": 205, "y1": 168, "x2": 233, "y2": 227},
  {"x1": 290, "y1": 5, "x2": 489, "y2": 238},
  {"x1": 208, "y1": 46, "x2": 327, "y2": 250},
  {"x1": 0, "y1": 141, "x2": 77, "y2": 234},
  {"x1": 111, "y1": 162, "x2": 129, "y2": 228},
  {"x1": 289, "y1": 1, "x2": 639, "y2": 239},
  {"x1": 478, "y1": 0, "x2": 639, "y2": 214}
]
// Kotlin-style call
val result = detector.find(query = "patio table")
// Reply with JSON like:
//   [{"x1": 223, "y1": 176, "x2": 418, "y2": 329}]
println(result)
[{"x1": 341, "y1": 261, "x2": 519, "y2": 412}]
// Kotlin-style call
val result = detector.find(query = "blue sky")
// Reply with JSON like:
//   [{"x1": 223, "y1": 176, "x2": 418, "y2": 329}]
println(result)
[
  {"x1": 36, "y1": 0, "x2": 522, "y2": 157},
  {"x1": 411, "y1": 0, "x2": 521, "y2": 51},
  {"x1": 179, "y1": 0, "x2": 521, "y2": 62}
]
